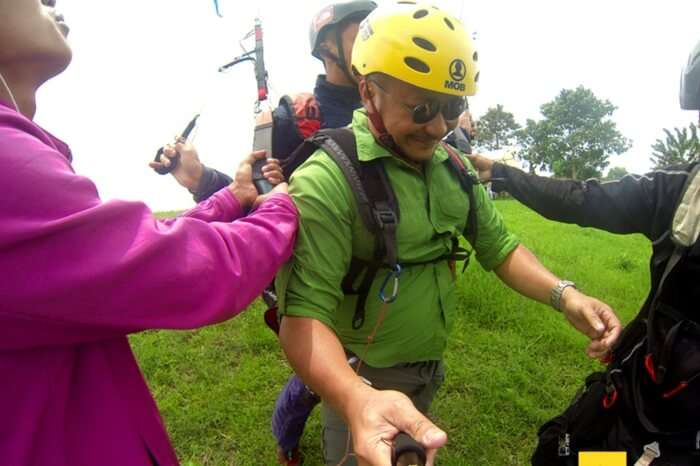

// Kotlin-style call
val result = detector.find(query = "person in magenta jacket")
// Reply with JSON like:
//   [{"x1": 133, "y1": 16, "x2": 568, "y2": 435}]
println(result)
[{"x1": 0, "y1": 1, "x2": 298, "y2": 465}]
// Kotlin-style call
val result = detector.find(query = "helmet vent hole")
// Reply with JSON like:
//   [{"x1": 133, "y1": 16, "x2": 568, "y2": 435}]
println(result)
[
  {"x1": 474, "y1": 71, "x2": 480, "y2": 83},
  {"x1": 473, "y1": 51, "x2": 479, "y2": 62},
  {"x1": 404, "y1": 57, "x2": 431, "y2": 74},
  {"x1": 413, "y1": 9, "x2": 429, "y2": 19},
  {"x1": 398, "y1": 1, "x2": 417, "y2": 4},
  {"x1": 412, "y1": 37, "x2": 437, "y2": 52},
  {"x1": 444, "y1": 17, "x2": 455, "y2": 30}
]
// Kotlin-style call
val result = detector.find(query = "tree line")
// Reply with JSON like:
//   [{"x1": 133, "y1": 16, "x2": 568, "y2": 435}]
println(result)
[{"x1": 473, "y1": 86, "x2": 699, "y2": 180}]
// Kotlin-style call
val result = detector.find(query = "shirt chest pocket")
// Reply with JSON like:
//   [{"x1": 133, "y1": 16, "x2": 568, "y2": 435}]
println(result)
[{"x1": 432, "y1": 184, "x2": 469, "y2": 235}]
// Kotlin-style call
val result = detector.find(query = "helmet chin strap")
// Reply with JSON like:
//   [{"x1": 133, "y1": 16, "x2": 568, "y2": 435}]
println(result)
[
  {"x1": 333, "y1": 26, "x2": 358, "y2": 86},
  {"x1": 366, "y1": 97, "x2": 394, "y2": 148},
  {"x1": 365, "y1": 93, "x2": 416, "y2": 163},
  {"x1": 0, "y1": 71, "x2": 20, "y2": 113}
]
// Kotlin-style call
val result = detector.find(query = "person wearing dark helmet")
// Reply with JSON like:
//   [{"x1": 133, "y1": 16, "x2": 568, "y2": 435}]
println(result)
[
  {"x1": 469, "y1": 40, "x2": 700, "y2": 466},
  {"x1": 151, "y1": 3, "x2": 377, "y2": 465},
  {"x1": 151, "y1": 1, "x2": 376, "y2": 202},
  {"x1": 276, "y1": 4, "x2": 380, "y2": 464},
  {"x1": 276, "y1": 3, "x2": 622, "y2": 465}
]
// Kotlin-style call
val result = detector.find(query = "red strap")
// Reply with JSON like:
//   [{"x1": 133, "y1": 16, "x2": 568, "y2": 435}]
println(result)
[
  {"x1": 644, "y1": 354, "x2": 658, "y2": 383},
  {"x1": 441, "y1": 142, "x2": 468, "y2": 170},
  {"x1": 366, "y1": 98, "x2": 395, "y2": 148},
  {"x1": 263, "y1": 307, "x2": 280, "y2": 335},
  {"x1": 601, "y1": 352, "x2": 614, "y2": 365},
  {"x1": 602, "y1": 388, "x2": 618, "y2": 409},
  {"x1": 662, "y1": 382, "x2": 689, "y2": 399}
]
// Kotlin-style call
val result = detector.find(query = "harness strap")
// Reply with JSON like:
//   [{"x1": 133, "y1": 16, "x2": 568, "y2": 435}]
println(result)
[
  {"x1": 301, "y1": 129, "x2": 478, "y2": 330},
  {"x1": 311, "y1": 128, "x2": 401, "y2": 329},
  {"x1": 441, "y1": 142, "x2": 479, "y2": 267}
]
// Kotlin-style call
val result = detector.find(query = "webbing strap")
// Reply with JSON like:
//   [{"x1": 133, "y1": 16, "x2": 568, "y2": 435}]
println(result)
[
  {"x1": 307, "y1": 130, "x2": 478, "y2": 330},
  {"x1": 312, "y1": 128, "x2": 400, "y2": 329},
  {"x1": 442, "y1": 142, "x2": 479, "y2": 264}
]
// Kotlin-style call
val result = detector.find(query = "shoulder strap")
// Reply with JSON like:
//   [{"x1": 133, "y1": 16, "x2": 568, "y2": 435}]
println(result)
[
  {"x1": 671, "y1": 162, "x2": 700, "y2": 248},
  {"x1": 441, "y1": 142, "x2": 479, "y2": 268},
  {"x1": 312, "y1": 128, "x2": 400, "y2": 269},
  {"x1": 304, "y1": 128, "x2": 400, "y2": 329},
  {"x1": 643, "y1": 164, "x2": 699, "y2": 397},
  {"x1": 281, "y1": 137, "x2": 322, "y2": 179}
]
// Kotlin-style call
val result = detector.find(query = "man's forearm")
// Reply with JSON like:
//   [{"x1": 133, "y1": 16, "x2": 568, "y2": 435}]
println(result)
[
  {"x1": 494, "y1": 245, "x2": 559, "y2": 305},
  {"x1": 279, "y1": 316, "x2": 373, "y2": 421}
]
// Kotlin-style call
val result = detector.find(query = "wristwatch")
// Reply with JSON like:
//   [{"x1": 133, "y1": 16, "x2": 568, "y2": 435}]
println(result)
[{"x1": 550, "y1": 280, "x2": 576, "y2": 312}]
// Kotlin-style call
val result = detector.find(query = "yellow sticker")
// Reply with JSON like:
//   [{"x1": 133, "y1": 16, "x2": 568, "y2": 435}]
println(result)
[{"x1": 579, "y1": 451, "x2": 627, "y2": 466}]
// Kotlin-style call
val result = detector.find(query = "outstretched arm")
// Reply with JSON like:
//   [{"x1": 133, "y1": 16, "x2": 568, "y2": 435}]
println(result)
[
  {"x1": 495, "y1": 245, "x2": 622, "y2": 359},
  {"x1": 279, "y1": 316, "x2": 447, "y2": 466},
  {"x1": 468, "y1": 154, "x2": 690, "y2": 240}
]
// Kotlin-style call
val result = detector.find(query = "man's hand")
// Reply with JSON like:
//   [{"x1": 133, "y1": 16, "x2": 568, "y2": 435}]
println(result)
[
  {"x1": 466, "y1": 154, "x2": 494, "y2": 182},
  {"x1": 560, "y1": 288, "x2": 622, "y2": 360},
  {"x1": 149, "y1": 138, "x2": 204, "y2": 192},
  {"x1": 348, "y1": 386, "x2": 447, "y2": 466},
  {"x1": 229, "y1": 151, "x2": 287, "y2": 211}
]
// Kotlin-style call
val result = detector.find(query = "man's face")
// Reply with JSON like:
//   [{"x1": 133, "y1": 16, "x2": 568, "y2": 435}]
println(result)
[
  {"x1": 362, "y1": 75, "x2": 460, "y2": 162},
  {"x1": 0, "y1": 0, "x2": 72, "y2": 78},
  {"x1": 340, "y1": 21, "x2": 360, "y2": 79}
]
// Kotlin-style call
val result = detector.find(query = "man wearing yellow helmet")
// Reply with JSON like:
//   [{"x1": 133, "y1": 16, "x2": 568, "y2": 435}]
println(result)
[{"x1": 277, "y1": 3, "x2": 622, "y2": 465}]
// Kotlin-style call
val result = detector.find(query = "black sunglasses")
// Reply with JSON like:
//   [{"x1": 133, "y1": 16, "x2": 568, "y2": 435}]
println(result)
[{"x1": 370, "y1": 79, "x2": 466, "y2": 125}]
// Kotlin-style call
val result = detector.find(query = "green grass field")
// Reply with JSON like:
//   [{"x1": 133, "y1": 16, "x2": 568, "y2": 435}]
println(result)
[{"x1": 136, "y1": 200, "x2": 650, "y2": 465}]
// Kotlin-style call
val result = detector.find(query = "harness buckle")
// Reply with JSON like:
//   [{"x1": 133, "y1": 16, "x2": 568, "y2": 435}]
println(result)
[
  {"x1": 634, "y1": 441, "x2": 660, "y2": 466},
  {"x1": 374, "y1": 209, "x2": 397, "y2": 230},
  {"x1": 557, "y1": 433, "x2": 571, "y2": 457}
]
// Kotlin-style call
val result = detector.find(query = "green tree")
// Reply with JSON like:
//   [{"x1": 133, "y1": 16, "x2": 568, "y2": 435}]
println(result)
[
  {"x1": 605, "y1": 166, "x2": 629, "y2": 180},
  {"x1": 475, "y1": 104, "x2": 521, "y2": 151},
  {"x1": 516, "y1": 118, "x2": 550, "y2": 174},
  {"x1": 650, "y1": 124, "x2": 700, "y2": 169},
  {"x1": 516, "y1": 86, "x2": 631, "y2": 180}
]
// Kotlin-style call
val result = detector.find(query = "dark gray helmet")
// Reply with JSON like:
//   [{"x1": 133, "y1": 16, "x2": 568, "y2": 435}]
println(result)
[
  {"x1": 309, "y1": 1, "x2": 377, "y2": 60},
  {"x1": 680, "y1": 39, "x2": 700, "y2": 110}
]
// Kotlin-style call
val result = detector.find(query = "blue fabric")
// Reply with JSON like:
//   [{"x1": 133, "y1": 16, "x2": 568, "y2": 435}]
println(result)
[
  {"x1": 314, "y1": 75, "x2": 363, "y2": 130},
  {"x1": 272, "y1": 376, "x2": 321, "y2": 452}
]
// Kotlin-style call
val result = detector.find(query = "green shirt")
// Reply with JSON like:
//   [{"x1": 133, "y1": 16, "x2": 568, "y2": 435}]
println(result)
[{"x1": 277, "y1": 110, "x2": 519, "y2": 368}]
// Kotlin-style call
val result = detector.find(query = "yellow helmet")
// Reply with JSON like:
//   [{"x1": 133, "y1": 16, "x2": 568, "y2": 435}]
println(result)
[{"x1": 351, "y1": 2, "x2": 479, "y2": 97}]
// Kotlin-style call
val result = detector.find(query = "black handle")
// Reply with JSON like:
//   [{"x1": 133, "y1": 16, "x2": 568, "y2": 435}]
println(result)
[
  {"x1": 153, "y1": 147, "x2": 180, "y2": 175},
  {"x1": 253, "y1": 158, "x2": 273, "y2": 194},
  {"x1": 392, "y1": 432, "x2": 426, "y2": 466},
  {"x1": 152, "y1": 114, "x2": 200, "y2": 176}
]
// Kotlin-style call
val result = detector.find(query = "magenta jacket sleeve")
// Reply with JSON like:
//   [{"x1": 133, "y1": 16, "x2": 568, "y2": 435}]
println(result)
[{"x1": 0, "y1": 109, "x2": 298, "y2": 350}]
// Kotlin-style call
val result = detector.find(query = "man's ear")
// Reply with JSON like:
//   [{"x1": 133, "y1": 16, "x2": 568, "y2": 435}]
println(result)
[
  {"x1": 358, "y1": 77, "x2": 374, "y2": 108},
  {"x1": 318, "y1": 34, "x2": 339, "y2": 60}
]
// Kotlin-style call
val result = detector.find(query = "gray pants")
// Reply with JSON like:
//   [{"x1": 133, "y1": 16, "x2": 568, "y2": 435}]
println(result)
[{"x1": 321, "y1": 359, "x2": 445, "y2": 466}]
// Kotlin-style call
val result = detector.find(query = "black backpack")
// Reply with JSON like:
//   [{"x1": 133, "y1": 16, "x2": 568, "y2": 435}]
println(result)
[
  {"x1": 532, "y1": 164, "x2": 700, "y2": 466},
  {"x1": 278, "y1": 127, "x2": 480, "y2": 330}
]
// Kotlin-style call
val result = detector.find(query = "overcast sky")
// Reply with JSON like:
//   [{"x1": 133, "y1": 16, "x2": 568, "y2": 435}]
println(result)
[{"x1": 35, "y1": 0, "x2": 700, "y2": 212}]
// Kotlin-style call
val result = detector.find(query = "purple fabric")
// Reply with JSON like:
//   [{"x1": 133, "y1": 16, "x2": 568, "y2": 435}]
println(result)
[
  {"x1": 0, "y1": 102, "x2": 298, "y2": 466},
  {"x1": 272, "y1": 375, "x2": 321, "y2": 452}
]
